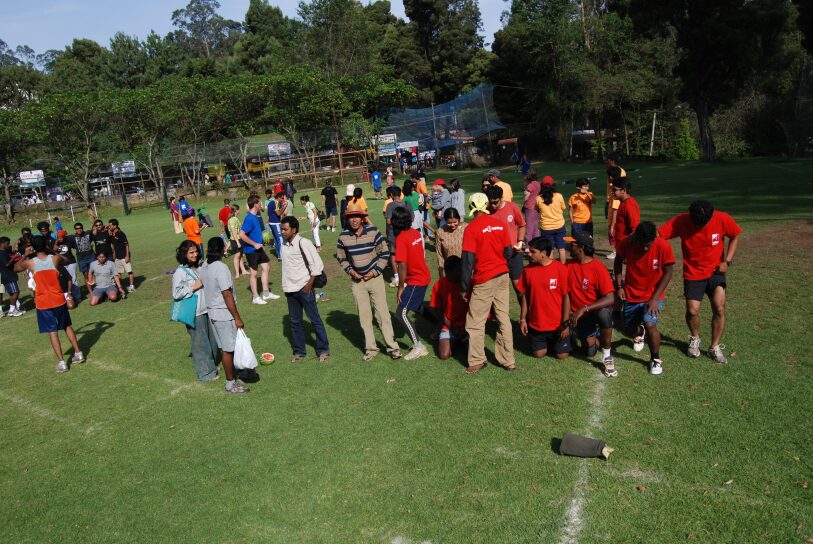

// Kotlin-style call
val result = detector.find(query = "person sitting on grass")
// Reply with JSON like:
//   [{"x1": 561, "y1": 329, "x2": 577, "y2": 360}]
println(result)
[
  {"x1": 565, "y1": 231, "x2": 617, "y2": 377},
  {"x1": 14, "y1": 236, "x2": 83, "y2": 373},
  {"x1": 518, "y1": 236, "x2": 572, "y2": 360},
  {"x1": 199, "y1": 237, "x2": 249, "y2": 394},
  {"x1": 613, "y1": 221, "x2": 675, "y2": 375},
  {"x1": 87, "y1": 250, "x2": 125, "y2": 306},
  {"x1": 429, "y1": 255, "x2": 468, "y2": 360}
]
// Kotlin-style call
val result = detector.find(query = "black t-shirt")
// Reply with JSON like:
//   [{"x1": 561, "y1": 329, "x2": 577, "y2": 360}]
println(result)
[
  {"x1": 0, "y1": 249, "x2": 18, "y2": 283},
  {"x1": 55, "y1": 241, "x2": 76, "y2": 265},
  {"x1": 69, "y1": 233, "x2": 94, "y2": 261},
  {"x1": 321, "y1": 186, "x2": 338, "y2": 209},
  {"x1": 110, "y1": 230, "x2": 129, "y2": 260},
  {"x1": 93, "y1": 230, "x2": 111, "y2": 256}
]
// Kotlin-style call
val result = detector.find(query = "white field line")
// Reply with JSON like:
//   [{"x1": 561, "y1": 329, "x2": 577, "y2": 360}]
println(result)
[
  {"x1": 0, "y1": 391, "x2": 101, "y2": 436},
  {"x1": 90, "y1": 360, "x2": 212, "y2": 401},
  {"x1": 558, "y1": 376, "x2": 607, "y2": 544}
]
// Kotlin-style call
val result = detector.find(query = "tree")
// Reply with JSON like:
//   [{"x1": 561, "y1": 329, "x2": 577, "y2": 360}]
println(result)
[
  {"x1": 231, "y1": 0, "x2": 302, "y2": 74},
  {"x1": 171, "y1": 0, "x2": 242, "y2": 59},
  {"x1": 105, "y1": 33, "x2": 149, "y2": 88},
  {"x1": 49, "y1": 39, "x2": 110, "y2": 93}
]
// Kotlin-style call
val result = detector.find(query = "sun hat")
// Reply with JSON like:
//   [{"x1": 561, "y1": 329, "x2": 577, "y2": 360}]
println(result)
[{"x1": 344, "y1": 203, "x2": 367, "y2": 217}]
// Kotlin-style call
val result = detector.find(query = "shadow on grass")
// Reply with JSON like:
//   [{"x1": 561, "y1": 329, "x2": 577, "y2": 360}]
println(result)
[
  {"x1": 324, "y1": 310, "x2": 367, "y2": 355},
  {"x1": 74, "y1": 321, "x2": 115, "y2": 356},
  {"x1": 550, "y1": 437, "x2": 562, "y2": 455},
  {"x1": 132, "y1": 275, "x2": 147, "y2": 289}
]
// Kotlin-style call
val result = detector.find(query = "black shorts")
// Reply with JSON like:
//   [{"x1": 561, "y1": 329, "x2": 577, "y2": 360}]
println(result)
[
  {"x1": 528, "y1": 327, "x2": 572, "y2": 354},
  {"x1": 229, "y1": 240, "x2": 242, "y2": 255},
  {"x1": 245, "y1": 249, "x2": 270, "y2": 270},
  {"x1": 574, "y1": 306, "x2": 613, "y2": 340},
  {"x1": 507, "y1": 252, "x2": 525, "y2": 281},
  {"x1": 684, "y1": 272, "x2": 726, "y2": 301}
]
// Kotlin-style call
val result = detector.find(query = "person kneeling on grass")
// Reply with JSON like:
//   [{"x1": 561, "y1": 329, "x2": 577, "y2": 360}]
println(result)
[
  {"x1": 14, "y1": 236, "x2": 83, "y2": 373},
  {"x1": 518, "y1": 237, "x2": 572, "y2": 359},
  {"x1": 87, "y1": 250, "x2": 125, "y2": 306},
  {"x1": 613, "y1": 221, "x2": 675, "y2": 375},
  {"x1": 565, "y1": 231, "x2": 617, "y2": 377},
  {"x1": 429, "y1": 256, "x2": 469, "y2": 360},
  {"x1": 199, "y1": 237, "x2": 249, "y2": 394}
]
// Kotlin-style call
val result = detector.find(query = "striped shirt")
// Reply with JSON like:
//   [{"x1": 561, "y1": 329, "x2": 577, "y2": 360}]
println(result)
[{"x1": 336, "y1": 224, "x2": 390, "y2": 276}]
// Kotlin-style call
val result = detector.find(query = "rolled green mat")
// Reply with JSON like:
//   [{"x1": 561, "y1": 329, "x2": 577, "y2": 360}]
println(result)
[{"x1": 559, "y1": 433, "x2": 613, "y2": 459}]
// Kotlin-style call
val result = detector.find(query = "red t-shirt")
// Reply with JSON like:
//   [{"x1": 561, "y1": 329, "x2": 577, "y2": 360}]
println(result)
[
  {"x1": 658, "y1": 211, "x2": 742, "y2": 280},
  {"x1": 490, "y1": 200, "x2": 526, "y2": 243},
  {"x1": 218, "y1": 206, "x2": 231, "y2": 226},
  {"x1": 430, "y1": 277, "x2": 468, "y2": 330},
  {"x1": 614, "y1": 197, "x2": 640, "y2": 245},
  {"x1": 517, "y1": 260, "x2": 569, "y2": 331},
  {"x1": 461, "y1": 213, "x2": 512, "y2": 286},
  {"x1": 567, "y1": 258, "x2": 614, "y2": 311},
  {"x1": 395, "y1": 229, "x2": 431, "y2": 286},
  {"x1": 617, "y1": 237, "x2": 675, "y2": 302}
]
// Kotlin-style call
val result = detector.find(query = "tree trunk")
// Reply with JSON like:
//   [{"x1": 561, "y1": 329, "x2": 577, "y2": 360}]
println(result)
[{"x1": 694, "y1": 97, "x2": 716, "y2": 160}]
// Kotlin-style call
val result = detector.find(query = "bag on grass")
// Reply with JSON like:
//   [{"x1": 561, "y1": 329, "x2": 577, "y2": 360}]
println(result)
[
  {"x1": 237, "y1": 368, "x2": 261, "y2": 383},
  {"x1": 170, "y1": 268, "x2": 198, "y2": 328},
  {"x1": 234, "y1": 328, "x2": 258, "y2": 370}
]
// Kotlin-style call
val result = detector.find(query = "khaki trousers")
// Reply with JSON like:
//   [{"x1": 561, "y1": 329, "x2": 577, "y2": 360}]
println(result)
[
  {"x1": 465, "y1": 272, "x2": 515, "y2": 368},
  {"x1": 351, "y1": 274, "x2": 399, "y2": 354}
]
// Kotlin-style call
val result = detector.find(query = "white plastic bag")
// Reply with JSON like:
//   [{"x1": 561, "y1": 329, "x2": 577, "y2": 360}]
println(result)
[{"x1": 234, "y1": 329, "x2": 258, "y2": 370}]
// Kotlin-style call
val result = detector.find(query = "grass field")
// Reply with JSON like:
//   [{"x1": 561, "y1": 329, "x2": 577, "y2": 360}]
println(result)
[{"x1": 1, "y1": 159, "x2": 811, "y2": 543}]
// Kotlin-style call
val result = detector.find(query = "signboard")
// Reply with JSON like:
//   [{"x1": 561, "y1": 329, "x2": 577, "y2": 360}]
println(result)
[
  {"x1": 268, "y1": 142, "x2": 292, "y2": 157},
  {"x1": 420, "y1": 150, "x2": 437, "y2": 159},
  {"x1": 373, "y1": 133, "x2": 397, "y2": 146},
  {"x1": 397, "y1": 141, "x2": 419, "y2": 150},
  {"x1": 19, "y1": 170, "x2": 45, "y2": 188},
  {"x1": 378, "y1": 145, "x2": 398, "y2": 156},
  {"x1": 112, "y1": 160, "x2": 136, "y2": 178}
]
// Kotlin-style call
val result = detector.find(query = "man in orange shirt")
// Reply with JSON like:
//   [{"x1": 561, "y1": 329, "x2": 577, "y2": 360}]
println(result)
[
  {"x1": 183, "y1": 207, "x2": 208, "y2": 257},
  {"x1": 486, "y1": 169, "x2": 514, "y2": 203}
]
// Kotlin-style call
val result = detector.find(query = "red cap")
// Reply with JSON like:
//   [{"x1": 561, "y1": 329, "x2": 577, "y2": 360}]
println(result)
[
  {"x1": 432, "y1": 178, "x2": 446, "y2": 186},
  {"x1": 57, "y1": 230, "x2": 68, "y2": 238},
  {"x1": 541, "y1": 175, "x2": 555, "y2": 186}
]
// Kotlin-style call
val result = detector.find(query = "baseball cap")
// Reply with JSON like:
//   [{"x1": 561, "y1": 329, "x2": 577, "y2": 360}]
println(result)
[
  {"x1": 468, "y1": 192, "x2": 489, "y2": 216},
  {"x1": 563, "y1": 231, "x2": 594, "y2": 248},
  {"x1": 486, "y1": 169, "x2": 500, "y2": 177},
  {"x1": 346, "y1": 184, "x2": 356, "y2": 196},
  {"x1": 344, "y1": 203, "x2": 367, "y2": 217},
  {"x1": 432, "y1": 178, "x2": 446, "y2": 186},
  {"x1": 541, "y1": 175, "x2": 555, "y2": 186}
]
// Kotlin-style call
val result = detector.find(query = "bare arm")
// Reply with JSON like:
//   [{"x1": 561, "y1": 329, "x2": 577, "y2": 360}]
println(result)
[
  {"x1": 717, "y1": 235, "x2": 740, "y2": 273},
  {"x1": 222, "y1": 289, "x2": 244, "y2": 329}
]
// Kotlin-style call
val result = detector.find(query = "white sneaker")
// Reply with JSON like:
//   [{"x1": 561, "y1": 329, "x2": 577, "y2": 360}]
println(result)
[
  {"x1": 56, "y1": 360, "x2": 69, "y2": 373},
  {"x1": 224, "y1": 381, "x2": 250, "y2": 394},
  {"x1": 404, "y1": 344, "x2": 429, "y2": 361},
  {"x1": 127, "y1": 285, "x2": 135, "y2": 293},
  {"x1": 389, "y1": 277, "x2": 400, "y2": 288},
  {"x1": 708, "y1": 344, "x2": 728, "y2": 364},
  {"x1": 7, "y1": 308, "x2": 25, "y2": 317},
  {"x1": 261, "y1": 291, "x2": 280, "y2": 300},
  {"x1": 603, "y1": 356, "x2": 618, "y2": 378},
  {"x1": 688, "y1": 335, "x2": 701, "y2": 357},
  {"x1": 252, "y1": 296, "x2": 268, "y2": 305},
  {"x1": 649, "y1": 358, "x2": 663, "y2": 375},
  {"x1": 606, "y1": 251, "x2": 616, "y2": 260},
  {"x1": 72, "y1": 351, "x2": 85, "y2": 364},
  {"x1": 633, "y1": 326, "x2": 646, "y2": 352}
]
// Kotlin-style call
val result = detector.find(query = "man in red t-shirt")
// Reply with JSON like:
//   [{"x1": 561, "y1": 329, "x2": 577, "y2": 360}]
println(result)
[
  {"x1": 610, "y1": 177, "x2": 640, "y2": 250},
  {"x1": 518, "y1": 237, "x2": 572, "y2": 359},
  {"x1": 564, "y1": 231, "x2": 617, "y2": 377},
  {"x1": 218, "y1": 198, "x2": 232, "y2": 238},
  {"x1": 659, "y1": 200, "x2": 741, "y2": 364},
  {"x1": 393, "y1": 206, "x2": 434, "y2": 361},
  {"x1": 461, "y1": 192, "x2": 515, "y2": 374},
  {"x1": 486, "y1": 185, "x2": 526, "y2": 299},
  {"x1": 614, "y1": 222, "x2": 675, "y2": 375},
  {"x1": 430, "y1": 256, "x2": 469, "y2": 360}
]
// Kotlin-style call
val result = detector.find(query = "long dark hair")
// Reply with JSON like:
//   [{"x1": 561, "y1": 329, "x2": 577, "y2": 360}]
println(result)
[
  {"x1": 391, "y1": 206, "x2": 413, "y2": 236},
  {"x1": 176, "y1": 240, "x2": 201, "y2": 267},
  {"x1": 541, "y1": 184, "x2": 557, "y2": 206}
]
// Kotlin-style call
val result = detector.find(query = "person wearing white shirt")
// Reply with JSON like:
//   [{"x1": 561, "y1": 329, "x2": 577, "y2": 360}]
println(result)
[{"x1": 300, "y1": 195, "x2": 321, "y2": 250}]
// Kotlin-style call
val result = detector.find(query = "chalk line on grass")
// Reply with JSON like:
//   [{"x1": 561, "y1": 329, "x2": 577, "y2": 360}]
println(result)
[
  {"x1": 0, "y1": 391, "x2": 101, "y2": 436},
  {"x1": 558, "y1": 376, "x2": 607, "y2": 544},
  {"x1": 91, "y1": 360, "x2": 212, "y2": 401}
]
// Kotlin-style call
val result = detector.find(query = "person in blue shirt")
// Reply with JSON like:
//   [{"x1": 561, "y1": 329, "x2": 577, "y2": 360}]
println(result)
[
  {"x1": 371, "y1": 169, "x2": 383, "y2": 199},
  {"x1": 266, "y1": 192, "x2": 285, "y2": 259},
  {"x1": 239, "y1": 195, "x2": 279, "y2": 305}
]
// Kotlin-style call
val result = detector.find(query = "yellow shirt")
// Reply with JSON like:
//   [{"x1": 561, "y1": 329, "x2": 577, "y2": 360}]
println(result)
[
  {"x1": 353, "y1": 197, "x2": 368, "y2": 211},
  {"x1": 494, "y1": 179, "x2": 514, "y2": 203},
  {"x1": 606, "y1": 166, "x2": 627, "y2": 202},
  {"x1": 536, "y1": 192, "x2": 566, "y2": 230},
  {"x1": 568, "y1": 192, "x2": 595, "y2": 224},
  {"x1": 416, "y1": 180, "x2": 428, "y2": 196}
]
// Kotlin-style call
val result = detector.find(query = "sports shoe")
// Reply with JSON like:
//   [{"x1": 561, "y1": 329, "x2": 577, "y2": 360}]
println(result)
[
  {"x1": 252, "y1": 296, "x2": 268, "y2": 305},
  {"x1": 649, "y1": 358, "x2": 663, "y2": 375},
  {"x1": 261, "y1": 291, "x2": 280, "y2": 300},
  {"x1": 362, "y1": 351, "x2": 378, "y2": 362},
  {"x1": 688, "y1": 335, "x2": 701, "y2": 357},
  {"x1": 389, "y1": 277, "x2": 400, "y2": 288},
  {"x1": 633, "y1": 326, "x2": 646, "y2": 352},
  {"x1": 7, "y1": 308, "x2": 25, "y2": 317},
  {"x1": 603, "y1": 356, "x2": 618, "y2": 378},
  {"x1": 224, "y1": 381, "x2": 249, "y2": 394},
  {"x1": 389, "y1": 350, "x2": 402, "y2": 360},
  {"x1": 708, "y1": 344, "x2": 728, "y2": 364},
  {"x1": 127, "y1": 285, "x2": 135, "y2": 293},
  {"x1": 606, "y1": 250, "x2": 616, "y2": 260},
  {"x1": 71, "y1": 351, "x2": 85, "y2": 364},
  {"x1": 56, "y1": 360, "x2": 69, "y2": 373},
  {"x1": 404, "y1": 344, "x2": 429, "y2": 361}
]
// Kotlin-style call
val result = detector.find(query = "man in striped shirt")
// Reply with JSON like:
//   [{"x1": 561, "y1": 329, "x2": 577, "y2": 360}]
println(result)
[{"x1": 336, "y1": 204, "x2": 402, "y2": 361}]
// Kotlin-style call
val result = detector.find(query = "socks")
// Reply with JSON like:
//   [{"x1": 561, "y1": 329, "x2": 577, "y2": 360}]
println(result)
[
  {"x1": 651, "y1": 351, "x2": 660, "y2": 360},
  {"x1": 602, "y1": 348, "x2": 612, "y2": 359}
]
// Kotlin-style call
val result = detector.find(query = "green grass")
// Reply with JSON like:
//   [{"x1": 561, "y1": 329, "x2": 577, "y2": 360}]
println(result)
[{"x1": 1, "y1": 158, "x2": 812, "y2": 543}]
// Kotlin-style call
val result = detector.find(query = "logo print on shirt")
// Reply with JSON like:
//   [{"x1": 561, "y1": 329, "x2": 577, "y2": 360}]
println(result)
[
  {"x1": 582, "y1": 278, "x2": 590, "y2": 290},
  {"x1": 411, "y1": 237, "x2": 422, "y2": 247},
  {"x1": 549, "y1": 278, "x2": 558, "y2": 289},
  {"x1": 711, "y1": 233, "x2": 720, "y2": 246},
  {"x1": 482, "y1": 225, "x2": 505, "y2": 234},
  {"x1": 507, "y1": 214, "x2": 514, "y2": 223},
  {"x1": 652, "y1": 258, "x2": 660, "y2": 270}
]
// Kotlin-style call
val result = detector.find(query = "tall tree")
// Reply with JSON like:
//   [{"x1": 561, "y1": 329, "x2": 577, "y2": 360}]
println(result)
[
  {"x1": 49, "y1": 39, "x2": 110, "y2": 93},
  {"x1": 171, "y1": 0, "x2": 242, "y2": 59},
  {"x1": 231, "y1": 0, "x2": 302, "y2": 74},
  {"x1": 105, "y1": 33, "x2": 149, "y2": 88}
]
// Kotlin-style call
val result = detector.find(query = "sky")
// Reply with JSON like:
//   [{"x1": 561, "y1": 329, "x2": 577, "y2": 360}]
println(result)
[{"x1": 2, "y1": 0, "x2": 508, "y2": 56}]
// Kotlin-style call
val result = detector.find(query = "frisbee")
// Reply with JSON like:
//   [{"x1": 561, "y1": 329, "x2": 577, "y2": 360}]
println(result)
[{"x1": 260, "y1": 352, "x2": 275, "y2": 365}]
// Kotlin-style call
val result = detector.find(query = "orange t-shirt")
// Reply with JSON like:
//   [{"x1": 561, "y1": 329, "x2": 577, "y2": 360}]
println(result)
[
  {"x1": 33, "y1": 257, "x2": 66, "y2": 310},
  {"x1": 568, "y1": 192, "x2": 595, "y2": 224},
  {"x1": 184, "y1": 217, "x2": 202, "y2": 245}
]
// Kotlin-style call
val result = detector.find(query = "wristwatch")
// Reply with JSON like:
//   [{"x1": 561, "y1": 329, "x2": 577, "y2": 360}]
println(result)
[{"x1": 725, "y1": 259, "x2": 733, "y2": 266}]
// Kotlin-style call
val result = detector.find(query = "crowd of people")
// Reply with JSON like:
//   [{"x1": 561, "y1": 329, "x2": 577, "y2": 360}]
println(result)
[{"x1": 4, "y1": 157, "x2": 741, "y2": 393}]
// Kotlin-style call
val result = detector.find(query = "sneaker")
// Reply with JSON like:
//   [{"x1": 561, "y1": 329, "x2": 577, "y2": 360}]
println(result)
[
  {"x1": 127, "y1": 285, "x2": 135, "y2": 293},
  {"x1": 71, "y1": 351, "x2": 85, "y2": 364},
  {"x1": 688, "y1": 335, "x2": 701, "y2": 357},
  {"x1": 362, "y1": 351, "x2": 378, "y2": 362},
  {"x1": 389, "y1": 277, "x2": 400, "y2": 288},
  {"x1": 252, "y1": 296, "x2": 268, "y2": 305},
  {"x1": 649, "y1": 358, "x2": 663, "y2": 375},
  {"x1": 261, "y1": 291, "x2": 280, "y2": 300},
  {"x1": 56, "y1": 360, "x2": 69, "y2": 373},
  {"x1": 708, "y1": 344, "x2": 728, "y2": 364},
  {"x1": 603, "y1": 356, "x2": 618, "y2": 378},
  {"x1": 633, "y1": 326, "x2": 646, "y2": 352},
  {"x1": 224, "y1": 381, "x2": 249, "y2": 394},
  {"x1": 404, "y1": 344, "x2": 429, "y2": 361},
  {"x1": 606, "y1": 251, "x2": 616, "y2": 260},
  {"x1": 389, "y1": 350, "x2": 402, "y2": 360}
]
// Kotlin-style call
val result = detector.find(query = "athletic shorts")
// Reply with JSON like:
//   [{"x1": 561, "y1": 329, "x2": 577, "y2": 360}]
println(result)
[
  {"x1": 245, "y1": 248, "x2": 270, "y2": 270},
  {"x1": 684, "y1": 272, "x2": 726, "y2": 301},
  {"x1": 325, "y1": 206, "x2": 338, "y2": 217},
  {"x1": 528, "y1": 326, "x2": 573, "y2": 354},
  {"x1": 0, "y1": 283, "x2": 5, "y2": 294},
  {"x1": 229, "y1": 240, "x2": 242, "y2": 255},
  {"x1": 3, "y1": 281, "x2": 20, "y2": 295},
  {"x1": 623, "y1": 300, "x2": 664, "y2": 330},
  {"x1": 571, "y1": 222, "x2": 594, "y2": 237},
  {"x1": 92, "y1": 286, "x2": 118, "y2": 299},
  {"x1": 574, "y1": 306, "x2": 613, "y2": 340},
  {"x1": 115, "y1": 259, "x2": 133, "y2": 275},
  {"x1": 78, "y1": 256, "x2": 95, "y2": 274},
  {"x1": 542, "y1": 226, "x2": 567, "y2": 250},
  {"x1": 400, "y1": 284, "x2": 428, "y2": 312},
  {"x1": 36, "y1": 304, "x2": 71, "y2": 334},
  {"x1": 210, "y1": 318, "x2": 237, "y2": 352},
  {"x1": 507, "y1": 252, "x2": 525, "y2": 281}
]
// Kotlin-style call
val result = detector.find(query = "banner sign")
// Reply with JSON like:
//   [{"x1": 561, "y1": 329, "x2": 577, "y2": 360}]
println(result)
[
  {"x1": 397, "y1": 141, "x2": 419, "y2": 149},
  {"x1": 19, "y1": 170, "x2": 45, "y2": 188},
  {"x1": 373, "y1": 133, "x2": 397, "y2": 146},
  {"x1": 268, "y1": 143, "x2": 292, "y2": 157},
  {"x1": 112, "y1": 160, "x2": 136, "y2": 178}
]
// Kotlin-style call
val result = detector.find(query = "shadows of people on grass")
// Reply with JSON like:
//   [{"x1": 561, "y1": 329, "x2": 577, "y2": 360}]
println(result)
[
  {"x1": 74, "y1": 321, "x2": 115, "y2": 356},
  {"x1": 132, "y1": 275, "x2": 147, "y2": 289},
  {"x1": 324, "y1": 310, "x2": 367, "y2": 353},
  {"x1": 550, "y1": 437, "x2": 562, "y2": 455}
]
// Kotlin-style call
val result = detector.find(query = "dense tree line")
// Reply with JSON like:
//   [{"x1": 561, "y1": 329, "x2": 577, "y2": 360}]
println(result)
[{"x1": 0, "y1": 0, "x2": 811, "y2": 201}]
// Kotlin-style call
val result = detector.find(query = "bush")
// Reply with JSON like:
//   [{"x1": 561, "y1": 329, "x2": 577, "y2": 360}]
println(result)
[{"x1": 673, "y1": 118, "x2": 700, "y2": 160}]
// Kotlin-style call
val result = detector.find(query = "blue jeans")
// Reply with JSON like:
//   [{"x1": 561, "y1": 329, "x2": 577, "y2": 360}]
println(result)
[
  {"x1": 286, "y1": 289, "x2": 330, "y2": 357},
  {"x1": 269, "y1": 223, "x2": 283, "y2": 258}
]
